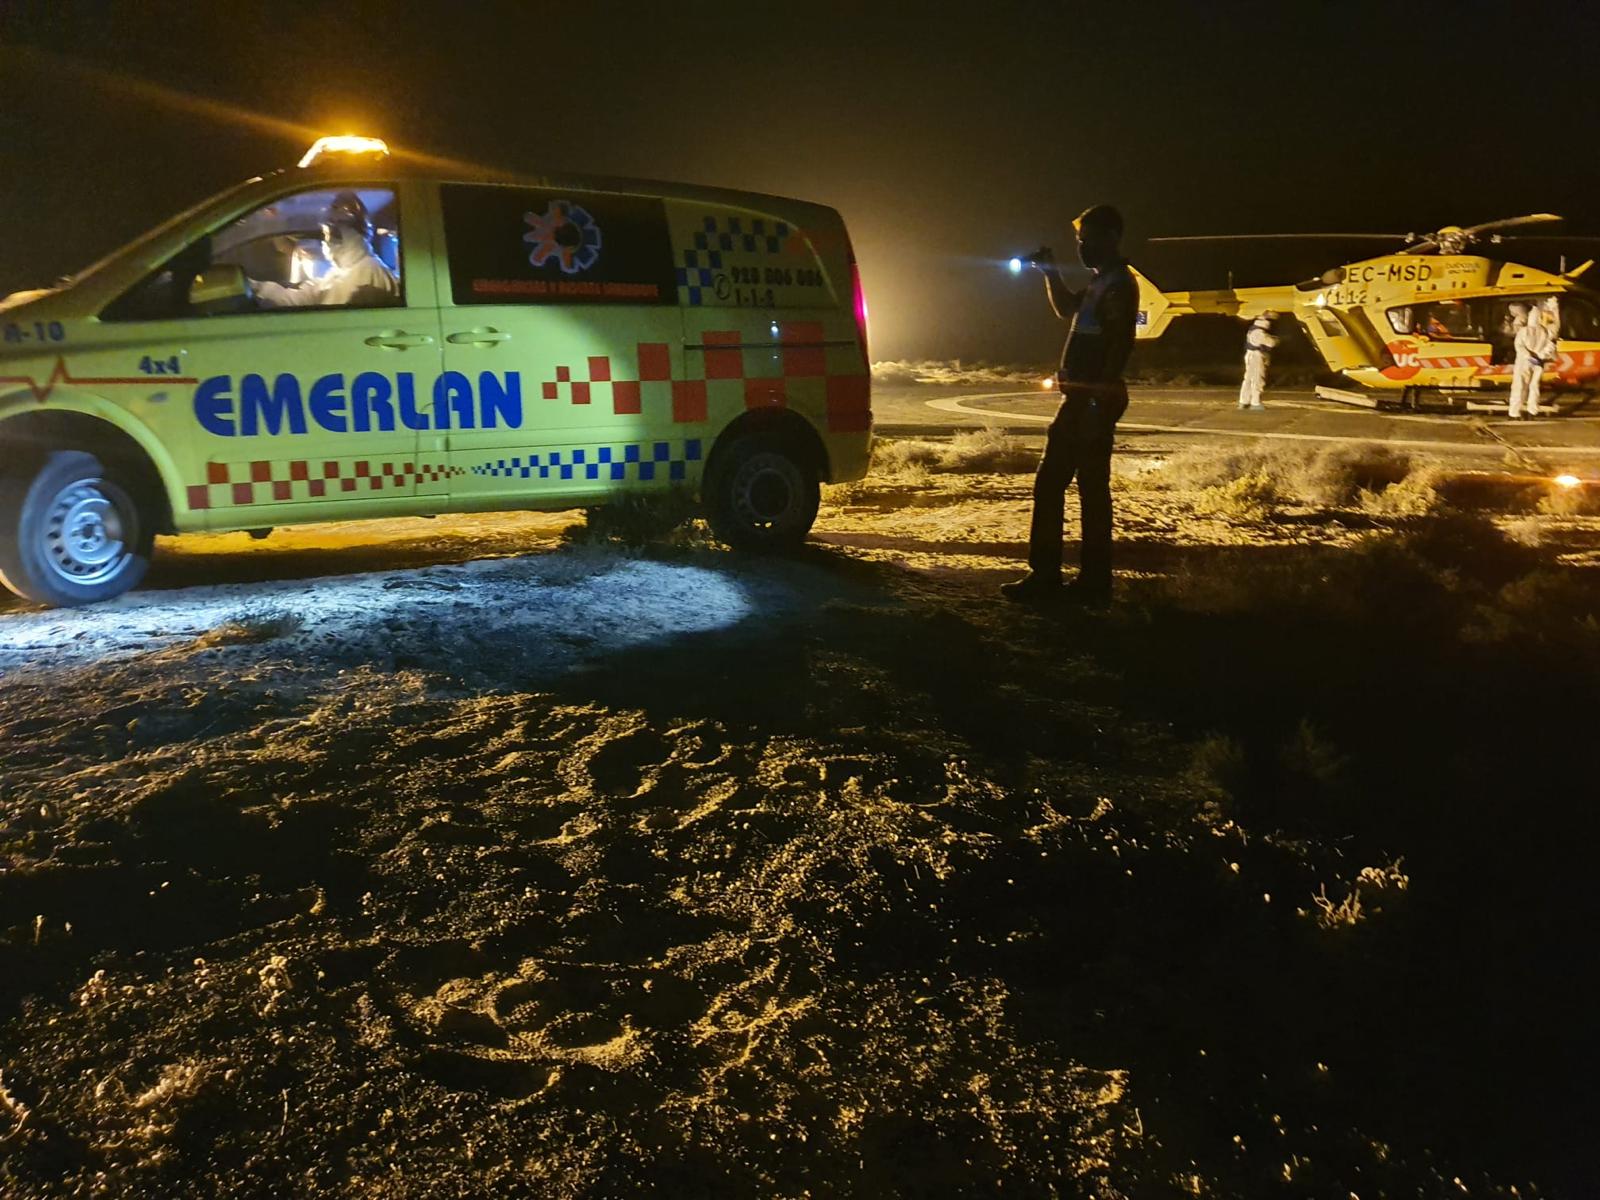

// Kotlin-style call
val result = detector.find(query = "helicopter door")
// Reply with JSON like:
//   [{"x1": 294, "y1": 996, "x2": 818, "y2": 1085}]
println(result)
[
  {"x1": 1482, "y1": 298, "x2": 1539, "y2": 366},
  {"x1": 1302, "y1": 307, "x2": 1367, "y2": 373}
]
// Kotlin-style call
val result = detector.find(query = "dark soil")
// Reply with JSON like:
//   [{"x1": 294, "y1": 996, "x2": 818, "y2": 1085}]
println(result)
[{"x1": 2, "y1": 470, "x2": 1597, "y2": 1198}]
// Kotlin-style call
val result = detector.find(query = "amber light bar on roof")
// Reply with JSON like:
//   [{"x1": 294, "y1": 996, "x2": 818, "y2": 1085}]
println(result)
[{"x1": 298, "y1": 136, "x2": 390, "y2": 168}]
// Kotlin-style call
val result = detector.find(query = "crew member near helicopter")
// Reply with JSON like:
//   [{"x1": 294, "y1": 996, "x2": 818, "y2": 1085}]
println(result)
[
  {"x1": 1494, "y1": 302, "x2": 1530, "y2": 367},
  {"x1": 1509, "y1": 296, "x2": 1560, "y2": 419},
  {"x1": 1001, "y1": 204, "x2": 1137, "y2": 608},
  {"x1": 1238, "y1": 312, "x2": 1278, "y2": 410}
]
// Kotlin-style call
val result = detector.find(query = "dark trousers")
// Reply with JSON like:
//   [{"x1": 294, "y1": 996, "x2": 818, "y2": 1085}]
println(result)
[{"x1": 1027, "y1": 389, "x2": 1122, "y2": 589}]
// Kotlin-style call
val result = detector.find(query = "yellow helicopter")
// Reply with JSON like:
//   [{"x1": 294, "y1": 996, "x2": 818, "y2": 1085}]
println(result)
[{"x1": 1132, "y1": 214, "x2": 1600, "y2": 410}]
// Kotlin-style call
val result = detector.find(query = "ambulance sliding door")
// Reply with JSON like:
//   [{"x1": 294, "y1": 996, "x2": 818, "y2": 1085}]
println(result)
[{"x1": 432, "y1": 183, "x2": 686, "y2": 507}]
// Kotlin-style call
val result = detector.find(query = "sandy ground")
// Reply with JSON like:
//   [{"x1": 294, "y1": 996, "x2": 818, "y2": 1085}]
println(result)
[{"x1": 3, "y1": 404, "x2": 1600, "y2": 1197}]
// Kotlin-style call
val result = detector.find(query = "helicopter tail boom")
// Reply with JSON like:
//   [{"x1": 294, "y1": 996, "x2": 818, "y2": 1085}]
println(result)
[{"x1": 1132, "y1": 267, "x2": 1295, "y2": 339}]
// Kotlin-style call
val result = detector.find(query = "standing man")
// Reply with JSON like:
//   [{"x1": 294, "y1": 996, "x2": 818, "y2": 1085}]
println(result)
[
  {"x1": 1509, "y1": 296, "x2": 1559, "y2": 419},
  {"x1": 1238, "y1": 312, "x2": 1278, "y2": 410},
  {"x1": 1001, "y1": 205, "x2": 1137, "y2": 608}
]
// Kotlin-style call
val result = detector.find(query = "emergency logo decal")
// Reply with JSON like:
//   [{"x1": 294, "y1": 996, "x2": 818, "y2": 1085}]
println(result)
[
  {"x1": 1381, "y1": 340, "x2": 1424, "y2": 382},
  {"x1": 523, "y1": 201, "x2": 602, "y2": 275},
  {"x1": 441, "y1": 185, "x2": 677, "y2": 306}
]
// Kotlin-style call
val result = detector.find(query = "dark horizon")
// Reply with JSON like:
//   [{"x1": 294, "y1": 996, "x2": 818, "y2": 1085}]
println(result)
[{"x1": 5, "y1": 0, "x2": 1599, "y2": 363}]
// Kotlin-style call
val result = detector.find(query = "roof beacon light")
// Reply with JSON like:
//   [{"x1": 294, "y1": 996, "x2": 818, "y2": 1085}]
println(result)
[
  {"x1": 1554, "y1": 474, "x2": 1582, "y2": 489},
  {"x1": 299, "y1": 135, "x2": 390, "y2": 169}
]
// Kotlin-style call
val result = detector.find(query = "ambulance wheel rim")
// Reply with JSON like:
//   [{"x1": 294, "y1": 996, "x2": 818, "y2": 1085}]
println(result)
[
  {"x1": 731, "y1": 454, "x2": 800, "y2": 528},
  {"x1": 41, "y1": 478, "x2": 135, "y2": 586}
]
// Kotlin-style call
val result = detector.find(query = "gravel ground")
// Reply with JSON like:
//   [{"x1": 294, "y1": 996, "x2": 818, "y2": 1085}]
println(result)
[{"x1": 3, "y1": 448, "x2": 1597, "y2": 1197}]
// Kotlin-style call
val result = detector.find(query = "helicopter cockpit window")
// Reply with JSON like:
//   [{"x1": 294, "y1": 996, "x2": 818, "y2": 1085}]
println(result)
[
  {"x1": 1406, "y1": 300, "x2": 1480, "y2": 341},
  {"x1": 1387, "y1": 306, "x2": 1412, "y2": 335}
]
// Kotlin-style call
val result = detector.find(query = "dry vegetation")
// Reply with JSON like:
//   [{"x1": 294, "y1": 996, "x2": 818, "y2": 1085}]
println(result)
[{"x1": 3, "y1": 434, "x2": 1599, "y2": 1197}]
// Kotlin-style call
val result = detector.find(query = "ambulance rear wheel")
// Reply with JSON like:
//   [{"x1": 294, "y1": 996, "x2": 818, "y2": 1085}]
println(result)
[
  {"x1": 0, "y1": 450, "x2": 154, "y2": 607},
  {"x1": 706, "y1": 432, "x2": 820, "y2": 552}
]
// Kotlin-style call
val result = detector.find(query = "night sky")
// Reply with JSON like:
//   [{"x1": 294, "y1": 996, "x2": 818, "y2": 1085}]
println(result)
[{"x1": 4, "y1": 0, "x2": 1600, "y2": 362}]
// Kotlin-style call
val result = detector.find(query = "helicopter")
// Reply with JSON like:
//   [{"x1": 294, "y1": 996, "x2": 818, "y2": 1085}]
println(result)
[{"x1": 1131, "y1": 214, "x2": 1600, "y2": 411}]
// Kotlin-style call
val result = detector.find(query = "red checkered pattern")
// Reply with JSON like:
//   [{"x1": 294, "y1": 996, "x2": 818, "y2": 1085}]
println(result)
[
  {"x1": 538, "y1": 329, "x2": 870, "y2": 432},
  {"x1": 186, "y1": 459, "x2": 464, "y2": 511},
  {"x1": 694, "y1": 323, "x2": 871, "y2": 433},
  {"x1": 541, "y1": 344, "x2": 675, "y2": 417}
]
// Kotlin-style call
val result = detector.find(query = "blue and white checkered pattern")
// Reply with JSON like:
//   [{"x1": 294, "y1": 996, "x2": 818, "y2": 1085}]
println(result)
[
  {"x1": 696, "y1": 214, "x2": 791, "y2": 254},
  {"x1": 675, "y1": 215, "x2": 795, "y2": 306},
  {"x1": 675, "y1": 249, "x2": 719, "y2": 307},
  {"x1": 472, "y1": 438, "x2": 704, "y2": 483}
]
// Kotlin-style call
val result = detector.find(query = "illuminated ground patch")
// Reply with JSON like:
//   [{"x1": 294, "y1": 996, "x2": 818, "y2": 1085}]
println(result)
[{"x1": 0, "y1": 552, "x2": 755, "y2": 676}]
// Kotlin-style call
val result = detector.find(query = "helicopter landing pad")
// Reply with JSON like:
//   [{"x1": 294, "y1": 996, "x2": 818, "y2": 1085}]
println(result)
[{"x1": 873, "y1": 383, "x2": 1600, "y2": 469}]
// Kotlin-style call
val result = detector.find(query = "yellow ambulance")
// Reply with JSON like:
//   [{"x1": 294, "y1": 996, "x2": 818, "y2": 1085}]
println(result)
[{"x1": 0, "y1": 137, "x2": 872, "y2": 607}]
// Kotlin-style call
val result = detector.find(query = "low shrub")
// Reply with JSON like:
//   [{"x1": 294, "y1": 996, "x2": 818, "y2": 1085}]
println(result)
[
  {"x1": 1294, "y1": 444, "x2": 1413, "y2": 506},
  {"x1": 562, "y1": 487, "x2": 707, "y2": 550},
  {"x1": 868, "y1": 428, "x2": 1035, "y2": 478},
  {"x1": 1192, "y1": 469, "x2": 1278, "y2": 521},
  {"x1": 193, "y1": 612, "x2": 302, "y2": 647},
  {"x1": 1537, "y1": 480, "x2": 1600, "y2": 517},
  {"x1": 939, "y1": 427, "x2": 1036, "y2": 474},
  {"x1": 1463, "y1": 567, "x2": 1600, "y2": 649}
]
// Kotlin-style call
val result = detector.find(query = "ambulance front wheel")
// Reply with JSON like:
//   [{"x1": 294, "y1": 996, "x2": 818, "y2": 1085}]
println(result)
[
  {"x1": 0, "y1": 450, "x2": 155, "y2": 607},
  {"x1": 706, "y1": 432, "x2": 820, "y2": 552}
]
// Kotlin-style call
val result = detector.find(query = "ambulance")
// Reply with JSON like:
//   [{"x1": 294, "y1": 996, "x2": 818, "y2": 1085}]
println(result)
[{"x1": 0, "y1": 136, "x2": 872, "y2": 607}]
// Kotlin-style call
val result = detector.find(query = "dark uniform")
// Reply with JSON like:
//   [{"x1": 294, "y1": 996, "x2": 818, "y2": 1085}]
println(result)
[{"x1": 1027, "y1": 259, "x2": 1138, "y2": 595}]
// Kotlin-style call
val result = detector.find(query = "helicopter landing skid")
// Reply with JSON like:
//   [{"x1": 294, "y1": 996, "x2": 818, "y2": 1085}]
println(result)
[
  {"x1": 1314, "y1": 385, "x2": 1386, "y2": 409},
  {"x1": 1316, "y1": 385, "x2": 1595, "y2": 417}
]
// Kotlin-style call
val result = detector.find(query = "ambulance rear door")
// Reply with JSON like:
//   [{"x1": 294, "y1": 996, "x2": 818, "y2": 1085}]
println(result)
[
  {"x1": 432, "y1": 182, "x2": 687, "y2": 505},
  {"x1": 667, "y1": 198, "x2": 867, "y2": 446}
]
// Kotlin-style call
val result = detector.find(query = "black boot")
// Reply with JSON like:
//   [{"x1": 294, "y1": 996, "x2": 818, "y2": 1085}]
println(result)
[{"x1": 999, "y1": 572, "x2": 1063, "y2": 604}]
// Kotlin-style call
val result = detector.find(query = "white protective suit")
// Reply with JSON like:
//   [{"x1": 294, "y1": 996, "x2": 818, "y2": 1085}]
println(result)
[
  {"x1": 1509, "y1": 300, "x2": 1559, "y2": 418},
  {"x1": 255, "y1": 226, "x2": 399, "y2": 309},
  {"x1": 1238, "y1": 316, "x2": 1278, "y2": 409}
]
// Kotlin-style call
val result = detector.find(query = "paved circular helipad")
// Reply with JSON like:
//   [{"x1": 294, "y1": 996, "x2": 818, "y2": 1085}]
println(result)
[{"x1": 872, "y1": 383, "x2": 1600, "y2": 471}]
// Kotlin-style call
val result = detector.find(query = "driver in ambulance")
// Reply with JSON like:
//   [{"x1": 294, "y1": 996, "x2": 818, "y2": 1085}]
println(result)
[{"x1": 253, "y1": 192, "x2": 399, "y2": 309}]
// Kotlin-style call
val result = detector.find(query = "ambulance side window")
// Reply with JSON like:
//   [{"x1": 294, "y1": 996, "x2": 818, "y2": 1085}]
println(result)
[
  {"x1": 212, "y1": 187, "x2": 402, "y2": 313},
  {"x1": 101, "y1": 187, "x2": 403, "y2": 322}
]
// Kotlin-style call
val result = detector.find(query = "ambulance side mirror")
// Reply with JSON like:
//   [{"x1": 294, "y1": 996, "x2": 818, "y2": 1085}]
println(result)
[{"x1": 189, "y1": 264, "x2": 254, "y2": 315}]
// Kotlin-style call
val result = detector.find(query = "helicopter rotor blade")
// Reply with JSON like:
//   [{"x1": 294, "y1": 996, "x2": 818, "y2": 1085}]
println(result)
[
  {"x1": 1492, "y1": 234, "x2": 1600, "y2": 243},
  {"x1": 1461, "y1": 213, "x2": 1563, "y2": 237},
  {"x1": 1146, "y1": 233, "x2": 1407, "y2": 243}
]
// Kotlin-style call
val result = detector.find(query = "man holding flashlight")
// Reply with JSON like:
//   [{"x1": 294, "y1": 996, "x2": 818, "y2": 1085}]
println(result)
[{"x1": 1001, "y1": 204, "x2": 1137, "y2": 608}]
